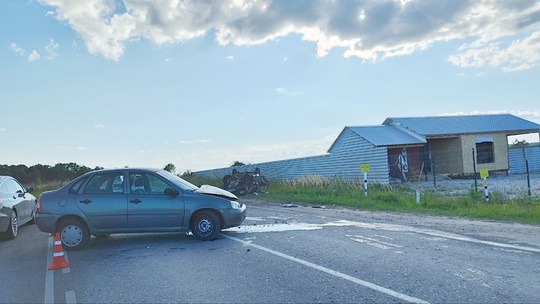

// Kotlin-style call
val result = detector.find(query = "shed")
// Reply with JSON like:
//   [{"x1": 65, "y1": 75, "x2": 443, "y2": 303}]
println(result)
[{"x1": 383, "y1": 114, "x2": 540, "y2": 178}]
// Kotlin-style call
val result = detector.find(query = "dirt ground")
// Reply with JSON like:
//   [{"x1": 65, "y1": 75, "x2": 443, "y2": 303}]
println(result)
[{"x1": 406, "y1": 172, "x2": 540, "y2": 198}]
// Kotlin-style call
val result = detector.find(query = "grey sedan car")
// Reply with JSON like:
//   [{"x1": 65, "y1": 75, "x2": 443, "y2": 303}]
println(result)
[
  {"x1": 36, "y1": 168, "x2": 246, "y2": 250},
  {"x1": 0, "y1": 176, "x2": 37, "y2": 240}
]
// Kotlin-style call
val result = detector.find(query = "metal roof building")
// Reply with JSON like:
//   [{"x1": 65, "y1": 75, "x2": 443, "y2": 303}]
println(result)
[
  {"x1": 383, "y1": 114, "x2": 540, "y2": 137},
  {"x1": 342, "y1": 125, "x2": 426, "y2": 147},
  {"x1": 194, "y1": 114, "x2": 540, "y2": 184}
]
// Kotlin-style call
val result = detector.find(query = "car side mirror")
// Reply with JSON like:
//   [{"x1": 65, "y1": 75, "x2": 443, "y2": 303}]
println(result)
[
  {"x1": 164, "y1": 188, "x2": 179, "y2": 197},
  {"x1": 27, "y1": 187, "x2": 34, "y2": 193}
]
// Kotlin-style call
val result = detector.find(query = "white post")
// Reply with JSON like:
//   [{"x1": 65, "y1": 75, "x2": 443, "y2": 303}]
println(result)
[
  {"x1": 364, "y1": 172, "x2": 368, "y2": 197},
  {"x1": 483, "y1": 177, "x2": 489, "y2": 203}
]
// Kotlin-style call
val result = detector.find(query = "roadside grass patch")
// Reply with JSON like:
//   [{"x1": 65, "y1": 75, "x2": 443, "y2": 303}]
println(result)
[{"x1": 184, "y1": 175, "x2": 540, "y2": 225}]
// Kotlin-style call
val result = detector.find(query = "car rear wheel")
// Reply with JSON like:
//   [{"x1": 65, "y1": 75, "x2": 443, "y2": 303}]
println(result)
[
  {"x1": 58, "y1": 219, "x2": 90, "y2": 251},
  {"x1": 190, "y1": 211, "x2": 222, "y2": 241},
  {"x1": 3, "y1": 211, "x2": 18, "y2": 240}
]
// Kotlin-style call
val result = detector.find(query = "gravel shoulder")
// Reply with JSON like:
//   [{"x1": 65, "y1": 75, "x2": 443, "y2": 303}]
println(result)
[{"x1": 406, "y1": 172, "x2": 540, "y2": 198}]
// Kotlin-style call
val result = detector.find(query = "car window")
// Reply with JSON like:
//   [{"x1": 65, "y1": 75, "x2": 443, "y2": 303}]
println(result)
[
  {"x1": 69, "y1": 178, "x2": 87, "y2": 194},
  {"x1": 84, "y1": 173, "x2": 125, "y2": 194},
  {"x1": 0, "y1": 181, "x2": 8, "y2": 194},
  {"x1": 129, "y1": 173, "x2": 170, "y2": 195},
  {"x1": 147, "y1": 174, "x2": 169, "y2": 194},
  {"x1": 157, "y1": 170, "x2": 198, "y2": 191},
  {"x1": 4, "y1": 179, "x2": 24, "y2": 194},
  {"x1": 112, "y1": 175, "x2": 125, "y2": 193}
]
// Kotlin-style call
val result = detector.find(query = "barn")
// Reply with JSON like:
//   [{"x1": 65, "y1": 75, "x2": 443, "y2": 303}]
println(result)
[{"x1": 193, "y1": 114, "x2": 540, "y2": 184}]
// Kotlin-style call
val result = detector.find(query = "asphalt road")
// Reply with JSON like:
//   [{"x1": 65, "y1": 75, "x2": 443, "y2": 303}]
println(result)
[{"x1": 1, "y1": 200, "x2": 539, "y2": 303}]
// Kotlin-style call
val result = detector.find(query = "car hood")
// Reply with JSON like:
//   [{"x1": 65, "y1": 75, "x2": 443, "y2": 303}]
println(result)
[{"x1": 195, "y1": 185, "x2": 238, "y2": 200}]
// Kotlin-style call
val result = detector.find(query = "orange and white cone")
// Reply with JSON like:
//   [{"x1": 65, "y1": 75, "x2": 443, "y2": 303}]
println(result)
[{"x1": 48, "y1": 233, "x2": 71, "y2": 270}]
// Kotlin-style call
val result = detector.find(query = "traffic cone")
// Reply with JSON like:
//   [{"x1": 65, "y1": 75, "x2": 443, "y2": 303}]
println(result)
[{"x1": 48, "y1": 233, "x2": 71, "y2": 270}]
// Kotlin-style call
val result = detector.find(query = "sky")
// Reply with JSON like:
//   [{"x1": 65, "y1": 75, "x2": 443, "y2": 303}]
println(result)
[{"x1": 1, "y1": 0, "x2": 540, "y2": 174}]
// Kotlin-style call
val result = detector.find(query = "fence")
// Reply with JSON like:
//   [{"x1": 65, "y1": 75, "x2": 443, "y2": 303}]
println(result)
[{"x1": 509, "y1": 144, "x2": 540, "y2": 174}]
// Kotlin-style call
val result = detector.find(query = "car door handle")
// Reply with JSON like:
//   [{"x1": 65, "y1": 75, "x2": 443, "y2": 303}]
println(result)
[
  {"x1": 129, "y1": 199, "x2": 142, "y2": 204},
  {"x1": 80, "y1": 199, "x2": 92, "y2": 204}
]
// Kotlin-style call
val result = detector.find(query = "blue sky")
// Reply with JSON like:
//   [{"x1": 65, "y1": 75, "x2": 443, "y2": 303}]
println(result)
[{"x1": 1, "y1": 0, "x2": 540, "y2": 174}]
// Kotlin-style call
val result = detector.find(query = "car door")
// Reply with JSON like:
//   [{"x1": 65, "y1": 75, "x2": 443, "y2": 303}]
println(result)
[
  {"x1": 127, "y1": 172, "x2": 184, "y2": 228},
  {"x1": 76, "y1": 172, "x2": 128, "y2": 229},
  {"x1": 3, "y1": 179, "x2": 31, "y2": 222}
]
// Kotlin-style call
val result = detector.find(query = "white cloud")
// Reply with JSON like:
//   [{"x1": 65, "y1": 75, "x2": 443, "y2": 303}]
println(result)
[
  {"x1": 226, "y1": 55, "x2": 234, "y2": 60},
  {"x1": 10, "y1": 43, "x2": 25, "y2": 56},
  {"x1": 449, "y1": 31, "x2": 540, "y2": 72},
  {"x1": 28, "y1": 50, "x2": 40, "y2": 62},
  {"x1": 0, "y1": 128, "x2": 7, "y2": 133},
  {"x1": 180, "y1": 139, "x2": 212, "y2": 144},
  {"x1": 45, "y1": 38, "x2": 59, "y2": 59},
  {"x1": 275, "y1": 86, "x2": 306, "y2": 95},
  {"x1": 37, "y1": 0, "x2": 540, "y2": 70},
  {"x1": 95, "y1": 124, "x2": 106, "y2": 129}
]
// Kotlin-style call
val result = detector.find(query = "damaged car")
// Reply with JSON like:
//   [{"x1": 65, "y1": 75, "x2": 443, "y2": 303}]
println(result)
[
  {"x1": 222, "y1": 168, "x2": 269, "y2": 196},
  {"x1": 36, "y1": 168, "x2": 246, "y2": 250}
]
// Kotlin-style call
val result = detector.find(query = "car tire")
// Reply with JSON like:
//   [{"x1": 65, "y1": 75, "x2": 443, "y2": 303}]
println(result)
[
  {"x1": 190, "y1": 211, "x2": 222, "y2": 241},
  {"x1": 3, "y1": 210, "x2": 18, "y2": 240},
  {"x1": 57, "y1": 218, "x2": 90, "y2": 251}
]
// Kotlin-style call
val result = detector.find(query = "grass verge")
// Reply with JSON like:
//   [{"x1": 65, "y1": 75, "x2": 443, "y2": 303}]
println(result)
[{"x1": 186, "y1": 175, "x2": 540, "y2": 225}]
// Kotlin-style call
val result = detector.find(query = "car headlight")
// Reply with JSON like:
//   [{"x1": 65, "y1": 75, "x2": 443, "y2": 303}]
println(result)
[{"x1": 230, "y1": 201, "x2": 242, "y2": 209}]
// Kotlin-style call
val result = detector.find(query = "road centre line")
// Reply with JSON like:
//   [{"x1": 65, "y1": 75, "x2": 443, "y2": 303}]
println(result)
[{"x1": 223, "y1": 235, "x2": 430, "y2": 304}]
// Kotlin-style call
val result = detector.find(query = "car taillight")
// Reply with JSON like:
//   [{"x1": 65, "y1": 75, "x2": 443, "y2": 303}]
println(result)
[{"x1": 37, "y1": 197, "x2": 42, "y2": 213}]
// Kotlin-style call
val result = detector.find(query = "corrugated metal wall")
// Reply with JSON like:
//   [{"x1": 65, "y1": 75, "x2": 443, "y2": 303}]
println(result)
[
  {"x1": 193, "y1": 128, "x2": 390, "y2": 183},
  {"x1": 509, "y1": 144, "x2": 540, "y2": 173}
]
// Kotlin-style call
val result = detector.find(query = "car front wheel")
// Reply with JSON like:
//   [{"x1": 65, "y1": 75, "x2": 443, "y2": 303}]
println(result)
[
  {"x1": 57, "y1": 219, "x2": 90, "y2": 251},
  {"x1": 190, "y1": 211, "x2": 222, "y2": 241}
]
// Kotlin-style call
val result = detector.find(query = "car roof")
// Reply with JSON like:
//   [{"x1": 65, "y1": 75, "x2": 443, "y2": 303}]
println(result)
[{"x1": 91, "y1": 168, "x2": 163, "y2": 173}]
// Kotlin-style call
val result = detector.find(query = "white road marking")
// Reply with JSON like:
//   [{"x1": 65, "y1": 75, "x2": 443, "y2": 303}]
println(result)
[
  {"x1": 45, "y1": 236, "x2": 54, "y2": 304},
  {"x1": 348, "y1": 235, "x2": 402, "y2": 250},
  {"x1": 225, "y1": 222, "x2": 322, "y2": 233},
  {"x1": 323, "y1": 220, "x2": 540, "y2": 253},
  {"x1": 233, "y1": 217, "x2": 540, "y2": 253},
  {"x1": 224, "y1": 235, "x2": 430, "y2": 304},
  {"x1": 65, "y1": 290, "x2": 76, "y2": 304}
]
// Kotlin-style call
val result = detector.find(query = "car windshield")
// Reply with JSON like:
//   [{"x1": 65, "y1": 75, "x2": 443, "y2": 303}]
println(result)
[{"x1": 156, "y1": 170, "x2": 199, "y2": 191}]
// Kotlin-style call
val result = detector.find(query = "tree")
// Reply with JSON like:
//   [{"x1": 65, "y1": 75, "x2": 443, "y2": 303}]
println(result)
[
  {"x1": 164, "y1": 163, "x2": 176, "y2": 173},
  {"x1": 181, "y1": 170, "x2": 193, "y2": 177},
  {"x1": 231, "y1": 161, "x2": 246, "y2": 167}
]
